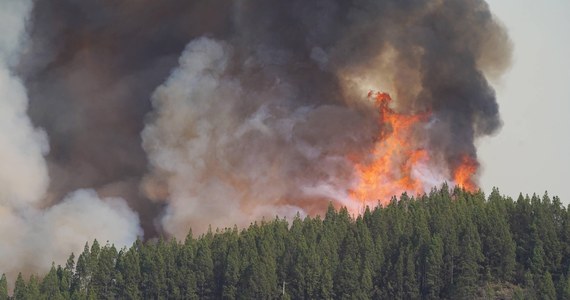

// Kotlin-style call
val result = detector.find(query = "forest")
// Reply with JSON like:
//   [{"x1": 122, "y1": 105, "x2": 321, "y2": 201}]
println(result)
[{"x1": 1, "y1": 185, "x2": 569, "y2": 299}]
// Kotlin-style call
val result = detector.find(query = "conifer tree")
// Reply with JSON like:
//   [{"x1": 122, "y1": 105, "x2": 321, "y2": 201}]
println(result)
[
  {"x1": 557, "y1": 273, "x2": 570, "y2": 300},
  {"x1": 27, "y1": 274, "x2": 41, "y2": 300},
  {"x1": 180, "y1": 234, "x2": 197, "y2": 299},
  {"x1": 453, "y1": 212, "x2": 483, "y2": 298},
  {"x1": 425, "y1": 235, "x2": 444, "y2": 299},
  {"x1": 0, "y1": 274, "x2": 7, "y2": 300},
  {"x1": 72, "y1": 242, "x2": 91, "y2": 297},
  {"x1": 92, "y1": 244, "x2": 118, "y2": 299},
  {"x1": 538, "y1": 271, "x2": 557, "y2": 300},
  {"x1": 194, "y1": 239, "x2": 214, "y2": 299},
  {"x1": 334, "y1": 229, "x2": 360, "y2": 299},
  {"x1": 13, "y1": 273, "x2": 26, "y2": 300},
  {"x1": 222, "y1": 242, "x2": 240, "y2": 299},
  {"x1": 41, "y1": 264, "x2": 63, "y2": 299}
]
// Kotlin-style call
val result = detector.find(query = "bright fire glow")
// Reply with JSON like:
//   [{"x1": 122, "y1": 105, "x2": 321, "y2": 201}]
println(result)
[
  {"x1": 453, "y1": 154, "x2": 478, "y2": 192},
  {"x1": 349, "y1": 91, "x2": 478, "y2": 209}
]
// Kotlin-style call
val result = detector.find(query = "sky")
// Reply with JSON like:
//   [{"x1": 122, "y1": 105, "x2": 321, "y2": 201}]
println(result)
[{"x1": 480, "y1": 0, "x2": 570, "y2": 204}]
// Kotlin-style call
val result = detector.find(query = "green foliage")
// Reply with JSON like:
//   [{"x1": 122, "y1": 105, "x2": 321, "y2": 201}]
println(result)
[
  {"x1": 26, "y1": 275, "x2": 40, "y2": 300},
  {"x1": 0, "y1": 274, "x2": 7, "y2": 300},
  {"x1": 425, "y1": 235, "x2": 444, "y2": 299},
  {"x1": 13, "y1": 273, "x2": 26, "y2": 300},
  {"x1": 558, "y1": 272, "x2": 570, "y2": 300},
  {"x1": 41, "y1": 264, "x2": 63, "y2": 299},
  {"x1": 4, "y1": 186, "x2": 569, "y2": 299}
]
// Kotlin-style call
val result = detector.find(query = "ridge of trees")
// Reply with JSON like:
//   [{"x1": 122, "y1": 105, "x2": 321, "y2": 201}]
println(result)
[{"x1": 2, "y1": 185, "x2": 570, "y2": 299}]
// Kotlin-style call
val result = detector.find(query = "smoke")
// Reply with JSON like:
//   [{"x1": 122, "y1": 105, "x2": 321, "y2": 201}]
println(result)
[
  {"x1": 0, "y1": 0, "x2": 141, "y2": 280},
  {"x1": 0, "y1": 190, "x2": 141, "y2": 277},
  {"x1": 141, "y1": 0, "x2": 512, "y2": 238},
  {"x1": 141, "y1": 38, "x2": 377, "y2": 236},
  {"x1": 0, "y1": 0, "x2": 511, "y2": 269},
  {"x1": 0, "y1": 0, "x2": 47, "y2": 208}
]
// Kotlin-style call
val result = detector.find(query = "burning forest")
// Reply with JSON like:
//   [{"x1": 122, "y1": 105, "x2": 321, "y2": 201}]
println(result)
[{"x1": 0, "y1": 0, "x2": 512, "y2": 280}]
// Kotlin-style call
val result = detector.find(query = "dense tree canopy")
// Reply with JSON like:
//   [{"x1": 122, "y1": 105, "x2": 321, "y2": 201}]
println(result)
[{"x1": 4, "y1": 186, "x2": 570, "y2": 299}]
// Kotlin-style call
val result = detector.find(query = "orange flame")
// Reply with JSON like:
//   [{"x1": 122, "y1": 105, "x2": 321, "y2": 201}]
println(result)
[
  {"x1": 350, "y1": 92, "x2": 429, "y2": 206},
  {"x1": 349, "y1": 91, "x2": 478, "y2": 209},
  {"x1": 453, "y1": 154, "x2": 478, "y2": 192}
]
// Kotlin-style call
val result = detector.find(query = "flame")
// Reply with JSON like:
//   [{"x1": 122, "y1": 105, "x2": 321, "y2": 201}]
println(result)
[
  {"x1": 453, "y1": 154, "x2": 478, "y2": 192},
  {"x1": 350, "y1": 91, "x2": 429, "y2": 206},
  {"x1": 349, "y1": 91, "x2": 478, "y2": 209}
]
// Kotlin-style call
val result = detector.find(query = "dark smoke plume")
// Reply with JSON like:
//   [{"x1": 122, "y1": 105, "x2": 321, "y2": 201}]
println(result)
[
  {"x1": 0, "y1": 0, "x2": 511, "y2": 274},
  {"x1": 141, "y1": 0, "x2": 512, "y2": 237},
  {"x1": 19, "y1": 0, "x2": 232, "y2": 235}
]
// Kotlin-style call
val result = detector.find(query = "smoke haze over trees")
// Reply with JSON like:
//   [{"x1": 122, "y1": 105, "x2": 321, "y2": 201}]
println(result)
[{"x1": 2, "y1": 187, "x2": 569, "y2": 299}]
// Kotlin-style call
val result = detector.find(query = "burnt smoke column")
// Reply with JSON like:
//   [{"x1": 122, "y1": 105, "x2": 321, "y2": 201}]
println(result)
[
  {"x1": 142, "y1": 0, "x2": 511, "y2": 238},
  {"x1": 407, "y1": 1, "x2": 511, "y2": 173}
]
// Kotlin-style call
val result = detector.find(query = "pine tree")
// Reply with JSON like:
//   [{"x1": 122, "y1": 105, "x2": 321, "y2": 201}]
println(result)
[
  {"x1": 115, "y1": 245, "x2": 142, "y2": 299},
  {"x1": 425, "y1": 235, "x2": 444, "y2": 299},
  {"x1": 255, "y1": 230, "x2": 279, "y2": 299},
  {"x1": 13, "y1": 273, "x2": 27, "y2": 300},
  {"x1": 59, "y1": 253, "x2": 74, "y2": 298},
  {"x1": 319, "y1": 254, "x2": 335, "y2": 299},
  {"x1": 92, "y1": 244, "x2": 118, "y2": 299},
  {"x1": 535, "y1": 193, "x2": 562, "y2": 272},
  {"x1": 557, "y1": 273, "x2": 570, "y2": 300},
  {"x1": 179, "y1": 234, "x2": 197, "y2": 299},
  {"x1": 0, "y1": 274, "x2": 7, "y2": 300},
  {"x1": 72, "y1": 242, "x2": 91, "y2": 297},
  {"x1": 481, "y1": 188, "x2": 516, "y2": 281},
  {"x1": 334, "y1": 229, "x2": 361, "y2": 299},
  {"x1": 164, "y1": 239, "x2": 182, "y2": 299},
  {"x1": 403, "y1": 246, "x2": 420, "y2": 299},
  {"x1": 561, "y1": 204, "x2": 570, "y2": 274},
  {"x1": 26, "y1": 275, "x2": 41, "y2": 300},
  {"x1": 222, "y1": 242, "x2": 240, "y2": 299},
  {"x1": 288, "y1": 214, "x2": 307, "y2": 299},
  {"x1": 537, "y1": 271, "x2": 557, "y2": 300},
  {"x1": 358, "y1": 265, "x2": 373, "y2": 300},
  {"x1": 453, "y1": 210, "x2": 483, "y2": 298},
  {"x1": 530, "y1": 240, "x2": 546, "y2": 278},
  {"x1": 139, "y1": 239, "x2": 166, "y2": 299},
  {"x1": 41, "y1": 264, "x2": 63, "y2": 299},
  {"x1": 195, "y1": 239, "x2": 214, "y2": 299},
  {"x1": 354, "y1": 217, "x2": 375, "y2": 298}
]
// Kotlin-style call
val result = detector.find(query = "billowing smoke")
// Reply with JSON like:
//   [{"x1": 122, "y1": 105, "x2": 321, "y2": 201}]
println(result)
[
  {"x1": 0, "y1": 0, "x2": 141, "y2": 280},
  {"x1": 142, "y1": 0, "x2": 512, "y2": 238},
  {"x1": 141, "y1": 38, "x2": 377, "y2": 236},
  {"x1": 1, "y1": 0, "x2": 511, "y2": 273},
  {"x1": 19, "y1": 0, "x2": 232, "y2": 235}
]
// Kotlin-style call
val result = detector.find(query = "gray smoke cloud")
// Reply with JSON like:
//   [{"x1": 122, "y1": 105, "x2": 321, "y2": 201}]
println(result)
[
  {"x1": 141, "y1": 0, "x2": 512, "y2": 238},
  {"x1": 5, "y1": 0, "x2": 511, "y2": 248},
  {"x1": 141, "y1": 38, "x2": 377, "y2": 237},
  {"x1": 18, "y1": 0, "x2": 232, "y2": 236},
  {"x1": 0, "y1": 0, "x2": 141, "y2": 280}
]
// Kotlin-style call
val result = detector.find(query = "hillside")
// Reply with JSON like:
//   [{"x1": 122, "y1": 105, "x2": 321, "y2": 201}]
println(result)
[{"x1": 2, "y1": 186, "x2": 569, "y2": 299}]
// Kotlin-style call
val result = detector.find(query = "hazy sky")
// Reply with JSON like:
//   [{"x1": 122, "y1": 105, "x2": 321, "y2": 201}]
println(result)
[{"x1": 480, "y1": 0, "x2": 570, "y2": 204}]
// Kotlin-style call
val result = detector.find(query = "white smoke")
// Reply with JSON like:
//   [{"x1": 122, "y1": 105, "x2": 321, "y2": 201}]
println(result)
[
  {"x1": 0, "y1": 0, "x2": 48, "y2": 208},
  {"x1": 142, "y1": 37, "x2": 372, "y2": 239},
  {"x1": 0, "y1": 190, "x2": 141, "y2": 275},
  {"x1": 0, "y1": 0, "x2": 141, "y2": 280},
  {"x1": 142, "y1": 38, "x2": 284, "y2": 238}
]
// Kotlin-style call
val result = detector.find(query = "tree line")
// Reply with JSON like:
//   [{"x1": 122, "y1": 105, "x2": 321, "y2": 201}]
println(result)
[{"x1": 1, "y1": 185, "x2": 570, "y2": 299}]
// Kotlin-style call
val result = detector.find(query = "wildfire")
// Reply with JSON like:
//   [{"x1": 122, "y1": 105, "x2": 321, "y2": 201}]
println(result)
[
  {"x1": 349, "y1": 91, "x2": 478, "y2": 208},
  {"x1": 453, "y1": 154, "x2": 478, "y2": 192}
]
